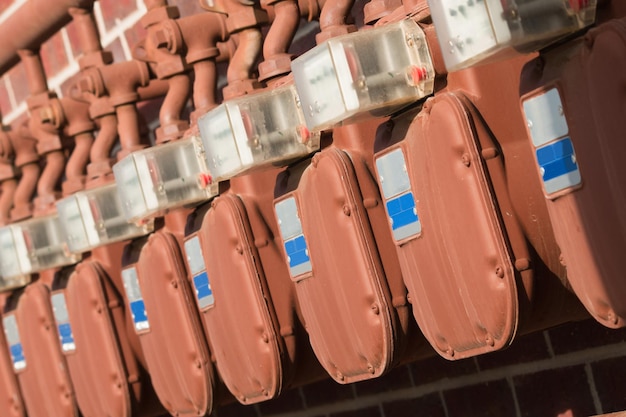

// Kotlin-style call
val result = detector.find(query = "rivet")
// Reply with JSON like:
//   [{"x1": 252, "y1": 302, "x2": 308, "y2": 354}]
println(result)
[
  {"x1": 367, "y1": 363, "x2": 375, "y2": 374},
  {"x1": 343, "y1": 205, "x2": 351, "y2": 216},
  {"x1": 336, "y1": 372, "x2": 344, "y2": 382},
  {"x1": 607, "y1": 311, "x2": 619, "y2": 326},
  {"x1": 371, "y1": 304, "x2": 380, "y2": 315},
  {"x1": 446, "y1": 347, "x2": 455, "y2": 357},
  {"x1": 262, "y1": 333, "x2": 269, "y2": 343},
  {"x1": 559, "y1": 253, "x2": 566, "y2": 267},
  {"x1": 263, "y1": 389, "x2": 270, "y2": 397},
  {"x1": 195, "y1": 359, "x2": 202, "y2": 369},
  {"x1": 461, "y1": 153, "x2": 471, "y2": 167},
  {"x1": 236, "y1": 245, "x2": 244, "y2": 255},
  {"x1": 495, "y1": 266, "x2": 504, "y2": 278},
  {"x1": 171, "y1": 280, "x2": 178, "y2": 289},
  {"x1": 485, "y1": 334, "x2": 495, "y2": 347}
]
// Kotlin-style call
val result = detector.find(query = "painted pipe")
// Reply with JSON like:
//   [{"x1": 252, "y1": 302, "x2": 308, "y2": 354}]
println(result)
[{"x1": 0, "y1": 0, "x2": 95, "y2": 75}]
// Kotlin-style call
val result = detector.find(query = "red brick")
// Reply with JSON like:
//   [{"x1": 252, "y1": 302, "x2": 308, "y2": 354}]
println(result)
[
  {"x1": 124, "y1": 21, "x2": 147, "y2": 55},
  {"x1": 0, "y1": 77, "x2": 11, "y2": 115},
  {"x1": 444, "y1": 379, "x2": 516, "y2": 417},
  {"x1": 548, "y1": 319, "x2": 626, "y2": 355},
  {"x1": 329, "y1": 406, "x2": 381, "y2": 417},
  {"x1": 477, "y1": 331, "x2": 550, "y2": 370},
  {"x1": 411, "y1": 354, "x2": 477, "y2": 386},
  {"x1": 354, "y1": 365, "x2": 413, "y2": 397},
  {"x1": 0, "y1": 0, "x2": 12, "y2": 15},
  {"x1": 41, "y1": 31, "x2": 69, "y2": 77},
  {"x1": 257, "y1": 387, "x2": 304, "y2": 415},
  {"x1": 301, "y1": 377, "x2": 355, "y2": 408},
  {"x1": 7, "y1": 63, "x2": 29, "y2": 105},
  {"x1": 592, "y1": 357, "x2": 626, "y2": 413},
  {"x1": 514, "y1": 366, "x2": 596, "y2": 417},
  {"x1": 99, "y1": 0, "x2": 138, "y2": 32},
  {"x1": 383, "y1": 394, "x2": 446, "y2": 417}
]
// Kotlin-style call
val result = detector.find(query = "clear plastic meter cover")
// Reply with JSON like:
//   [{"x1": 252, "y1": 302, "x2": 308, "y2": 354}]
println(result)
[
  {"x1": 0, "y1": 215, "x2": 80, "y2": 287},
  {"x1": 427, "y1": 0, "x2": 597, "y2": 71},
  {"x1": 198, "y1": 85, "x2": 320, "y2": 181},
  {"x1": 113, "y1": 136, "x2": 219, "y2": 224},
  {"x1": 56, "y1": 183, "x2": 155, "y2": 254},
  {"x1": 291, "y1": 19, "x2": 435, "y2": 132}
]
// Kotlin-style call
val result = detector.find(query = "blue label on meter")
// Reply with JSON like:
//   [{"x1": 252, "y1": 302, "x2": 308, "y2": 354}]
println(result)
[
  {"x1": 387, "y1": 192, "x2": 420, "y2": 231},
  {"x1": 536, "y1": 137, "x2": 581, "y2": 194},
  {"x1": 285, "y1": 235, "x2": 311, "y2": 272},
  {"x1": 193, "y1": 271, "x2": 214, "y2": 309},
  {"x1": 58, "y1": 323, "x2": 75, "y2": 352},
  {"x1": 130, "y1": 300, "x2": 149, "y2": 331},
  {"x1": 9, "y1": 343, "x2": 25, "y2": 370}
]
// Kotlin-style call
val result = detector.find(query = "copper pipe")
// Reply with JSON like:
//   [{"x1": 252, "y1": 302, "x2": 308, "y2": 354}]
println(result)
[
  {"x1": 137, "y1": 79, "x2": 170, "y2": 101},
  {"x1": 191, "y1": 60, "x2": 218, "y2": 114},
  {"x1": 65, "y1": 132, "x2": 93, "y2": 180},
  {"x1": 226, "y1": 27, "x2": 263, "y2": 83},
  {"x1": 68, "y1": 7, "x2": 101, "y2": 55},
  {"x1": 0, "y1": 0, "x2": 96, "y2": 75},
  {"x1": 258, "y1": 0, "x2": 299, "y2": 81},
  {"x1": 90, "y1": 113, "x2": 118, "y2": 164},
  {"x1": 0, "y1": 178, "x2": 17, "y2": 226},
  {"x1": 17, "y1": 49, "x2": 47, "y2": 95},
  {"x1": 159, "y1": 73, "x2": 190, "y2": 126},
  {"x1": 318, "y1": 0, "x2": 355, "y2": 31},
  {"x1": 117, "y1": 103, "x2": 143, "y2": 155},
  {"x1": 37, "y1": 150, "x2": 64, "y2": 197},
  {"x1": 10, "y1": 121, "x2": 39, "y2": 221}
]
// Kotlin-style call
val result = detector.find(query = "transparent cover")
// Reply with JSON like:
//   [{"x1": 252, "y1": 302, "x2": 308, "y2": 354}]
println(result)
[
  {"x1": 427, "y1": 0, "x2": 597, "y2": 71},
  {"x1": 0, "y1": 215, "x2": 80, "y2": 286},
  {"x1": 56, "y1": 183, "x2": 155, "y2": 254},
  {"x1": 292, "y1": 19, "x2": 435, "y2": 132},
  {"x1": 198, "y1": 85, "x2": 320, "y2": 181},
  {"x1": 113, "y1": 136, "x2": 219, "y2": 224}
]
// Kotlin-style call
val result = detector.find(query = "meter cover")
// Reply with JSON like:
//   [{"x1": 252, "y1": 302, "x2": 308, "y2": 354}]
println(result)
[
  {"x1": 113, "y1": 136, "x2": 218, "y2": 224},
  {"x1": 292, "y1": 19, "x2": 435, "y2": 131},
  {"x1": 198, "y1": 85, "x2": 320, "y2": 181},
  {"x1": 428, "y1": 0, "x2": 597, "y2": 71},
  {"x1": 57, "y1": 183, "x2": 154, "y2": 254}
]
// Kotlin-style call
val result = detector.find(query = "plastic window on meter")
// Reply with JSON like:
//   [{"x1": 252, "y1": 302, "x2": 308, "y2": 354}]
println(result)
[
  {"x1": 198, "y1": 85, "x2": 320, "y2": 181},
  {"x1": 121, "y1": 267, "x2": 150, "y2": 332},
  {"x1": 0, "y1": 215, "x2": 80, "y2": 278},
  {"x1": 428, "y1": 0, "x2": 597, "y2": 71},
  {"x1": 3, "y1": 315, "x2": 25, "y2": 371},
  {"x1": 184, "y1": 236, "x2": 214, "y2": 310},
  {"x1": 375, "y1": 148, "x2": 421, "y2": 241},
  {"x1": 291, "y1": 19, "x2": 435, "y2": 132},
  {"x1": 56, "y1": 183, "x2": 155, "y2": 254},
  {"x1": 275, "y1": 197, "x2": 312, "y2": 278},
  {"x1": 113, "y1": 136, "x2": 219, "y2": 224},
  {"x1": 0, "y1": 227, "x2": 31, "y2": 291},
  {"x1": 522, "y1": 87, "x2": 581, "y2": 196},
  {"x1": 51, "y1": 293, "x2": 76, "y2": 353}
]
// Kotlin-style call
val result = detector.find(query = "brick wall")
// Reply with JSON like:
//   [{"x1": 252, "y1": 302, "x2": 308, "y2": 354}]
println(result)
[{"x1": 0, "y1": 2, "x2": 625, "y2": 417}]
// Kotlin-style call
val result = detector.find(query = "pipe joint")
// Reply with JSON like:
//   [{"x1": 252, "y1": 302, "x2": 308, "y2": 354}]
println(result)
[{"x1": 140, "y1": 5, "x2": 180, "y2": 28}]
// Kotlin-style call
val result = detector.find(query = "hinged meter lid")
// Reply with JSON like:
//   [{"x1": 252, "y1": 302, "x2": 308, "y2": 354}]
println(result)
[
  {"x1": 428, "y1": 0, "x2": 597, "y2": 71},
  {"x1": 292, "y1": 19, "x2": 435, "y2": 132},
  {"x1": 198, "y1": 85, "x2": 320, "y2": 181},
  {"x1": 0, "y1": 215, "x2": 80, "y2": 283},
  {"x1": 113, "y1": 136, "x2": 219, "y2": 224},
  {"x1": 56, "y1": 183, "x2": 155, "y2": 254}
]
